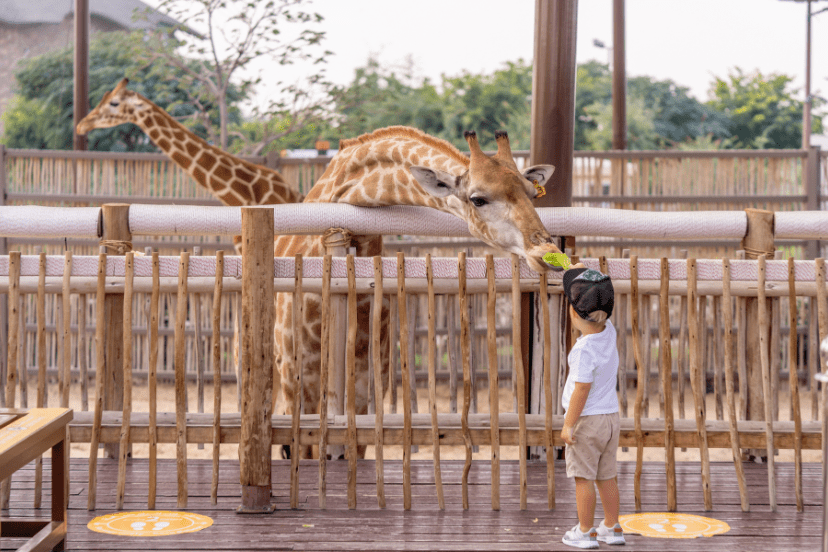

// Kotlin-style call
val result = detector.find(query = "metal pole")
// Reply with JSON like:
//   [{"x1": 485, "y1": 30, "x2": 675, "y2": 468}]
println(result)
[
  {"x1": 73, "y1": 0, "x2": 89, "y2": 152},
  {"x1": 804, "y1": 0, "x2": 812, "y2": 150}
]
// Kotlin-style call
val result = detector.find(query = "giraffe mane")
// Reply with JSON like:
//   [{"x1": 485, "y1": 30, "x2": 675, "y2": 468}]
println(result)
[{"x1": 338, "y1": 126, "x2": 470, "y2": 167}]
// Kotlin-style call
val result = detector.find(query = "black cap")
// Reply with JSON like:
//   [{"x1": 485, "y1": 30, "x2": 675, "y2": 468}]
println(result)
[{"x1": 563, "y1": 268, "x2": 614, "y2": 320}]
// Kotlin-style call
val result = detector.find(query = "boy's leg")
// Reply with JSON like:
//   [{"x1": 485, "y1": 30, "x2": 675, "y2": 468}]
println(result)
[
  {"x1": 574, "y1": 477, "x2": 596, "y2": 533},
  {"x1": 595, "y1": 477, "x2": 620, "y2": 527}
]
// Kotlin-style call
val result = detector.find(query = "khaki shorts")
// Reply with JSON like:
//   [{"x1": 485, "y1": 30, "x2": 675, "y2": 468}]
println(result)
[{"x1": 565, "y1": 412, "x2": 620, "y2": 480}]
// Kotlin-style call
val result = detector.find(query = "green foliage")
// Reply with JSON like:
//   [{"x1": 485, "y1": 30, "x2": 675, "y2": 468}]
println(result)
[
  {"x1": 2, "y1": 32, "x2": 238, "y2": 151},
  {"x1": 708, "y1": 68, "x2": 824, "y2": 149}
]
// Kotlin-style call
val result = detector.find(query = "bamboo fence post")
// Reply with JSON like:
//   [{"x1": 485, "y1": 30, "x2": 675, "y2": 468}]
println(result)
[
  {"x1": 643, "y1": 294, "x2": 652, "y2": 418},
  {"x1": 722, "y1": 258, "x2": 750, "y2": 512},
  {"x1": 291, "y1": 254, "x2": 305, "y2": 510},
  {"x1": 630, "y1": 256, "x2": 645, "y2": 512},
  {"x1": 736, "y1": 250, "x2": 749, "y2": 423},
  {"x1": 397, "y1": 252, "x2": 413, "y2": 510},
  {"x1": 510, "y1": 254, "x2": 528, "y2": 510},
  {"x1": 787, "y1": 258, "x2": 804, "y2": 512},
  {"x1": 193, "y1": 247, "x2": 205, "y2": 450},
  {"x1": 757, "y1": 255, "x2": 777, "y2": 512},
  {"x1": 318, "y1": 255, "x2": 332, "y2": 509},
  {"x1": 116, "y1": 252, "x2": 134, "y2": 510},
  {"x1": 148, "y1": 252, "x2": 160, "y2": 509},
  {"x1": 79, "y1": 292, "x2": 88, "y2": 411},
  {"x1": 238, "y1": 207, "x2": 275, "y2": 514},
  {"x1": 447, "y1": 297, "x2": 458, "y2": 414},
  {"x1": 17, "y1": 288, "x2": 26, "y2": 410},
  {"x1": 61, "y1": 251, "x2": 72, "y2": 407},
  {"x1": 458, "y1": 252, "x2": 473, "y2": 510},
  {"x1": 426, "y1": 255, "x2": 445, "y2": 509},
  {"x1": 345, "y1": 254, "x2": 358, "y2": 510},
  {"x1": 2, "y1": 252, "x2": 19, "y2": 509},
  {"x1": 486, "y1": 254, "x2": 500, "y2": 511},
  {"x1": 211, "y1": 251, "x2": 224, "y2": 507},
  {"x1": 619, "y1": 249, "x2": 630, "y2": 418},
  {"x1": 101, "y1": 204, "x2": 131, "y2": 459},
  {"x1": 659, "y1": 258, "x2": 676, "y2": 511},
  {"x1": 678, "y1": 251, "x2": 688, "y2": 423},
  {"x1": 175, "y1": 252, "x2": 190, "y2": 509},
  {"x1": 713, "y1": 295, "x2": 724, "y2": 420},
  {"x1": 34, "y1": 252, "x2": 46, "y2": 509},
  {"x1": 815, "y1": 259, "x2": 828, "y2": 419},
  {"x1": 372, "y1": 256, "x2": 386, "y2": 509},
  {"x1": 388, "y1": 296, "x2": 398, "y2": 415},
  {"x1": 88, "y1": 250, "x2": 106, "y2": 511},
  {"x1": 539, "y1": 270, "x2": 555, "y2": 510},
  {"x1": 688, "y1": 258, "x2": 713, "y2": 511}
]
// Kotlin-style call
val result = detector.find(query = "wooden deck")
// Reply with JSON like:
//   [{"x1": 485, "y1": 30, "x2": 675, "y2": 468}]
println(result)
[{"x1": 0, "y1": 458, "x2": 823, "y2": 551}]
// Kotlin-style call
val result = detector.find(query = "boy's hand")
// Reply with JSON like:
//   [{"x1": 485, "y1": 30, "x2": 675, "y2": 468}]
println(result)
[{"x1": 561, "y1": 424, "x2": 576, "y2": 445}]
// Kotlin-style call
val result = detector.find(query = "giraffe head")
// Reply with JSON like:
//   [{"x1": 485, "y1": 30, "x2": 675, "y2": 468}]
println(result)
[
  {"x1": 410, "y1": 130, "x2": 562, "y2": 273},
  {"x1": 76, "y1": 79, "x2": 149, "y2": 134}
]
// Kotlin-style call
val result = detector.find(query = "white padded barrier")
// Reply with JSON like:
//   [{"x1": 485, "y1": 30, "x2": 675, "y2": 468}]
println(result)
[
  {"x1": 128, "y1": 204, "x2": 748, "y2": 240},
  {"x1": 775, "y1": 211, "x2": 828, "y2": 239},
  {"x1": 0, "y1": 206, "x2": 100, "y2": 238}
]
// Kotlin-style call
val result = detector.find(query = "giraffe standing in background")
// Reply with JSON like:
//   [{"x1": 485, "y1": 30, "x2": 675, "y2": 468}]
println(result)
[
  {"x1": 77, "y1": 79, "x2": 303, "y2": 208},
  {"x1": 272, "y1": 126, "x2": 562, "y2": 457}
]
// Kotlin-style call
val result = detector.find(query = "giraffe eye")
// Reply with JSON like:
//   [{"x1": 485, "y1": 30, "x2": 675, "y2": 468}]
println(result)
[
  {"x1": 109, "y1": 101, "x2": 119, "y2": 107},
  {"x1": 470, "y1": 197, "x2": 488, "y2": 208}
]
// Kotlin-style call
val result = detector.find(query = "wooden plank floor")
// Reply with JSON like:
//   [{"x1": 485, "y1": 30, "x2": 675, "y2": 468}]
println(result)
[{"x1": 0, "y1": 458, "x2": 823, "y2": 551}]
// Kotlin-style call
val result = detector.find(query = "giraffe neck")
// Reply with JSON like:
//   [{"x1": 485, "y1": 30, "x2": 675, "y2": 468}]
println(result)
[
  {"x1": 304, "y1": 126, "x2": 469, "y2": 217},
  {"x1": 133, "y1": 100, "x2": 303, "y2": 206}
]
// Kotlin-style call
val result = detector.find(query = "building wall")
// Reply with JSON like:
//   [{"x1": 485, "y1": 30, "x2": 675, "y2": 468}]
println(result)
[{"x1": 0, "y1": 15, "x2": 123, "y2": 136}]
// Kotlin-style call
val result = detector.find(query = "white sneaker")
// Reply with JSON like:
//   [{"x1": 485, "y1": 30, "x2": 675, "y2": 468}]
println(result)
[
  {"x1": 562, "y1": 524, "x2": 599, "y2": 549},
  {"x1": 597, "y1": 520, "x2": 626, "y2": 545}
]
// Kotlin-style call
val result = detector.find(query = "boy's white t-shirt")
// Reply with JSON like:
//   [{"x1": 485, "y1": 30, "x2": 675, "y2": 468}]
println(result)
[{"x1": 561, "y1": 319, "x2": 620, "y2": 416}]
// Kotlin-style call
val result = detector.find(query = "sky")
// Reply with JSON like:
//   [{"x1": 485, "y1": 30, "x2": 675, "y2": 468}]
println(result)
[{"x1": 146, "y1": 0, "x2": 828, "y2": 111}]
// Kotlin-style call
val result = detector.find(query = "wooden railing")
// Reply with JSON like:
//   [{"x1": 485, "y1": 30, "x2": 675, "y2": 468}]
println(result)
[{"x1": 1, "y1": 204, "x2": 827, "y2": 514}]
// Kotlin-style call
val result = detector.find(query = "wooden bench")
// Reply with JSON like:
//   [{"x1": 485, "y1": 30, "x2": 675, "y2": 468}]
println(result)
[{"x1": 0, "y1": 408, "x2": 72, "y2": 552}]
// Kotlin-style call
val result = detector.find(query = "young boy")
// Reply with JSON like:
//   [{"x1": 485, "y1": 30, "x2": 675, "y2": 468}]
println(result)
[{"x1": 560, "y1": 266, "x2": 625, "y2": 549}]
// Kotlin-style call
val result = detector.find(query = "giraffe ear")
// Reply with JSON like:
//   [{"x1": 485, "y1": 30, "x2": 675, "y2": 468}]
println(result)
[
  {"x1": 521, "y1": 164, "x2": 555, "y2": 188},
  {"x1": 409, "y1": 165, "x2": 459, "y2": 198}
]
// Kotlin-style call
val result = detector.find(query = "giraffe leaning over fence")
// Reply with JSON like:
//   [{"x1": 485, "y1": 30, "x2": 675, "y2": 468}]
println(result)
[
  {"x1": 77, "y1": 78, "x2": 304, "y2": 213},
  {"x1": 268, "y1": 126, "x2": 564, "y2": 457}
]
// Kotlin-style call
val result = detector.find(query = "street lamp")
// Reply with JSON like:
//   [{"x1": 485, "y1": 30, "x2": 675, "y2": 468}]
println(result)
[
  {"x1": 780, "y1": 0, "x2": 828, "y2": 149},
  {"x1": 593, "y1": 38, "x2": 613, "y2": 70}
]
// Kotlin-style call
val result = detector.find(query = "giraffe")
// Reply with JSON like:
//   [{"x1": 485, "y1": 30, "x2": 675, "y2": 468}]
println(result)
[
  {"x1": 76, "y1": 78, "x2": 304, "y2": 209},
  {"x1": 274, "y1": 126, "x2": 563, "y2": 458}
]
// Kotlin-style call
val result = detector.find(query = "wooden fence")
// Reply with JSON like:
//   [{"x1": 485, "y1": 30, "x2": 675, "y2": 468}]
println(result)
[{"x1": 1, "y1": 205, "x2": 827, "y2": 514}]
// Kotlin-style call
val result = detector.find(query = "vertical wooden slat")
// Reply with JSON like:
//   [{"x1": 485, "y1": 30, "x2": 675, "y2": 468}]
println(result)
[
  {"x1": 447, "y1": 298, "x2": 458, "y2": 414},
  {"x1": 371, "y1": 256, "x2": 386, "y2": 509},
  {"x1": 88, "y1": 251, "x2": 106, "y2": 511},
  {"x1": 61, "y1": 251, "x2": 72, "y2": 407},
  {"x1": 79, "y1": 293, "x2": 88, "y2": 411},
  {"x1": 630, "y1": 256, "x2": 644, "y2": 512},
  {"x1": 787, "y1": 258, "x2": 803, "y2": 512},
  {"x1": 510, "y1": 254, "x2": 528, "y2": 510},
  {"x1": 318, "y1": 254, "x2": 332, "y2": 509},
  {"x1": 815, "y1": 259, "x2": 827, "y2": 419},
  {"x1": 291, "y1": 254, "x2": 305, "y2": 509},
  {"x1": 2, "y1": 252, "x2": 20, "y2": 509},
  {"x1": 193, "y1": 247, "x2": 205, "y2": 450},
  {"x1": 17, "y1": 290, "x2": 26, "y2": 409},
  {"x1": 397, "y1": 252, "x2": 412, "y2": 510},
  {"x1": 737, "y1": 251, "x2": 749, "y2": 422},
  {"x1": 345, "y1": 255, "x2": 358, "y2": 510},
  {"x1": 659, "y1": 258, "x2": 676, "y2": 511},
  {"x1": 425, "y1": 255, "x2": 445, "y2": 509},
  {"x1": 539, "y1": 270, "x2": 555, "y2": 510},
  {"x1": 211, "y1": 251, "x2": 224, "y2": 506},
  {"x1": 757, "y1": 255, "x2": 777, "y2": 511},
  {"x1": 116, "y1": 252, "x2": 134, "y2": 510},
  {"x1": 175, "y1": 252, "x2": 190, "y2": 508},
  {"x1": 486, "y1": 254, "x2": 500, "y2": 511},
  {"x1": 34, "y1": 252, "x2": 46, "y2": 509},
  {"x1": 713, "y1": 295, "x2": 724, "y2": 420},
  {"x1": 723, "y1": 258, "x2": 750, "y2": 512},
  {"x1": 148, "y1": 252, "x2": 160, "y2": 509},
  {"x1": 458, "y1": 252, "x2": 473, "y2": 510},
  {"x1": 678, "y1": 251, "x2": 689, "y2": 422},
  {"x1": 688, "y1": 258, "x2": 713, "y2": 511},
  {"x1": 388, "y1": 296, "x2": 398, "y2": 415}
]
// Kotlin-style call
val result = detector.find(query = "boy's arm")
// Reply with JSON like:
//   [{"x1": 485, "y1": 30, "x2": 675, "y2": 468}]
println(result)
[{"x1": 561, "y1": 382, "x2": 591, "y2": 445}]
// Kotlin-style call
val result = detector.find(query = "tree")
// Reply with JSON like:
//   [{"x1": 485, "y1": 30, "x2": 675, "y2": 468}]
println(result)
[
  {"x1": 145, "y1": 0, "x2": 332, "y2": 152},
  {"x1": 2, "y1": 32, "x2": 235, "y2": 151},
  {"x1": 708, "y1": 68, "x2": 824, "y2": 149}
]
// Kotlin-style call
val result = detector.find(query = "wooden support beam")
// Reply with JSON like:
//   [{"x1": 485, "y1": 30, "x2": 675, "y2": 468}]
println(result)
[{"x1": 237, "y1": 207, "x2": 275, "y2": 514}]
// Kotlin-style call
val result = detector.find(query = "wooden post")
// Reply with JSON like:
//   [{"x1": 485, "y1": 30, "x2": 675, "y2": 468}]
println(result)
[
  {"x1": 806, "y1": 147, "x2": 822, "y2": 259},
  {"x1": 458, "y1": 253, "x2": 473, "y2": 510},
  {"x1": 100, "y1": 204, "x2": 132, "y2": 459},
  {"x1": 659, "y1": 259, "x2": 676, "y2": 511},
  {"x1": 73, "y1": 0, "x2": 89, "y2": 152},
  {"x1": 238, "y1": 207, "x2": 275, "y2": 514},
  {"x1": 486, "y1": 255, "x2": 500, "y2": 511},
  {"x1": 741, "y1": 209, "x2": 774, "y2": 461}
]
